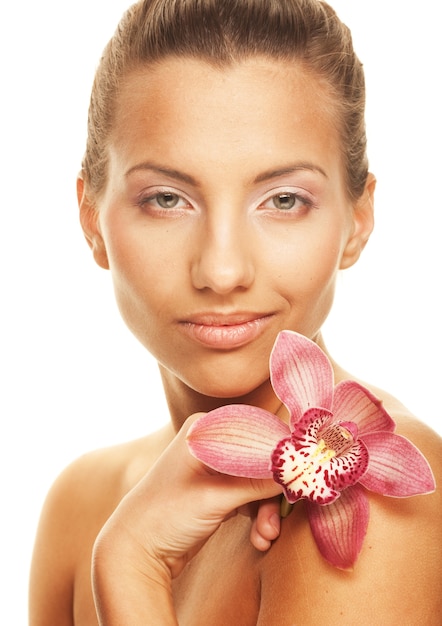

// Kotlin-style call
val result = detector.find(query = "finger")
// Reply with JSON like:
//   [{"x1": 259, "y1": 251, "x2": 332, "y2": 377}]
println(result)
[
  {"x1": 249, "y1": 497, "x2": 281, "y2": 551},
  {"x1": 177, "y1": 415, "x2": 282, "y2": 513}
]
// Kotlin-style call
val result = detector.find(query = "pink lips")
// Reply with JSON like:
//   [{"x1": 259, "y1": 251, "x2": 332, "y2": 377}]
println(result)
[{"x1": 180, "y1": 313, "x2": 273, "y2": 349}]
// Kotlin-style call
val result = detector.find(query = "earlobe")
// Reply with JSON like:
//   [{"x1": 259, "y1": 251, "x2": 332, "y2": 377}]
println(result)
[
  {"x1": 340, "y1": 173, "x2": 376, "y2": 270},
  {"x1": 77, "y1": 175, "x2": 109, "y2": 270}
]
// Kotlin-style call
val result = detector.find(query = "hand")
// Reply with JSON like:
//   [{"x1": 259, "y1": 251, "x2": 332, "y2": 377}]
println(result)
[{"x1": 92, "y1": 414, "x2": 282, "y2": 624}]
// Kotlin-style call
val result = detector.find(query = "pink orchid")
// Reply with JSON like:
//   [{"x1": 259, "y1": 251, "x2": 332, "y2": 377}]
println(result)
[{"x1": 187, "y1": 330, "x2": 435, "y2": 569}]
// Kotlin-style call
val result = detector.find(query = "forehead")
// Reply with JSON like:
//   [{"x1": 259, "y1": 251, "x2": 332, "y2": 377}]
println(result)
[{"x1": 109, "y1": 56, "x2": 342, "y2": 182}]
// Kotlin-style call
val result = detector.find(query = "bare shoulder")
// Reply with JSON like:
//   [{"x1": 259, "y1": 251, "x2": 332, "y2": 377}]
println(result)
[
  {"x1": 346, "y1": 375, "x2": 442, "y2": 488},
  {"x1": 29, "y1": 423, "x2": 174, "y2": 626},
  {"x1": 367, "y1": 381, "x2": 442, "y2": 478},
  {"x1": 258, "y1": 387, "x2": 442, "y2": 625},
  {"x1": 32, "y1": 422, "x2": 175, "y2": 546}
]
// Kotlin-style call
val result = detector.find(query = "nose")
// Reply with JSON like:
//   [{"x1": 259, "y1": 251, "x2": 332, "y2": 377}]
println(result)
[{"x1": 190, "y1": 208, "x2": 255, "y2": 294}]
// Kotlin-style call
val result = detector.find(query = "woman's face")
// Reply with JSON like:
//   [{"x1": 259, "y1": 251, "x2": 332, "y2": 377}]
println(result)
[{"x1": 81, "y1": 57, "x2": 373, "y2": 399}]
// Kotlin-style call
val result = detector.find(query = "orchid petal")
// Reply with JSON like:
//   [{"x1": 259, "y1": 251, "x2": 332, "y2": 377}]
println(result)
[
  {"x1": 272, "y1": 437, "x2": 340, "y2": 505},
  {"x1": 359, "y1": 432, "x2": 436, "y2": 496},
  {"x1": 270, "y1": 331, "x2": 334, "y2": 425},
  {"x1": 327, "y1": 440, "x2": 369, "y2": 491},
  {"x1": 290, "y1": 407, "x2": 332, "y2": 448},
  {"x1": 306, "y1": 483, "x2": 369, "y2": 570},
  {"x1": 187, "y1": 405, "x2": 289, "y2": 478},
  {"x1": 333, "y1": 380, "x2": 395, "y2": 435},
  {"x1": 272, "y1": 408, "x2": 368, "y2": 504}
]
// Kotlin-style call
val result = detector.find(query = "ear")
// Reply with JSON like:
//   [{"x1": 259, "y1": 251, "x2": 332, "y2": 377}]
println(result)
[
  {"x1": 340, "y1": 173, "x2": 376, "y2": 270},
  {"x1": 77, "y1": 175, "x2": 109, "y2": 270}
]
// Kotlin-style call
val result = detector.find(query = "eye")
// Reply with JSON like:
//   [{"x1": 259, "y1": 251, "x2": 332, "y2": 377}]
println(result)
[
  {"x1": 261, "y1": 192, "x2": 313, "y2": 213},
  {"x1": 154, "y1": 192, "x2": 181, "y2": 209},
  {"x1": 137, "y1": 190, "x2": 191, "y2": 213},
  {"x1": 271, "y1": 193, "x2": 298, "y2": 211}
]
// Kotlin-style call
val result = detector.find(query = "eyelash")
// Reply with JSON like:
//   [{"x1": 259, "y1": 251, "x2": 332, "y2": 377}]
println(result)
[
  {"x1": 137, "y1": 191, "x2": 191, "y2": 216},
  {"x1": 259, "y1": 191, "x2": 314, "y2": 214},
  {"x1": 137, "y1": 189, "x2": 316, "y2": 216}
]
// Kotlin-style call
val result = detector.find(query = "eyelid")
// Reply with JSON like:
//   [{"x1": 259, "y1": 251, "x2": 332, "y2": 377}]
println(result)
[
  {"x1": 137, "y1": 186, "x2": 195, "y2": 210},
  {"x1": 257, "y1": 186, "x2": 317, "y2": 210}
]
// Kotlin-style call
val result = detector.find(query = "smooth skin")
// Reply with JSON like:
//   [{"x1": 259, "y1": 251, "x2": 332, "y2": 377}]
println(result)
[{"x1": 29, "y1": 57, "x2": 442, "y2": 625}]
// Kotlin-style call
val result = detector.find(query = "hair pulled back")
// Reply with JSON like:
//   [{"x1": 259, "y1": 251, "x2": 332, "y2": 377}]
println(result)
[{"x1": 83, "y1": 0, "x2": 368, "y2": 201}]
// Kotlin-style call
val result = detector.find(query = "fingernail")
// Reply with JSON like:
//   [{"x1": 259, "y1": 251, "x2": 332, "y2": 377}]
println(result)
[{"x1": 270, "y1": 512, "x2": 281, "y2": 533}]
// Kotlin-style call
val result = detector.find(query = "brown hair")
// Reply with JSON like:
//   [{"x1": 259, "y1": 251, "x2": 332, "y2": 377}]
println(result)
[{"x1": 82, "y1": 0, "x2": 368, "y2": 201}]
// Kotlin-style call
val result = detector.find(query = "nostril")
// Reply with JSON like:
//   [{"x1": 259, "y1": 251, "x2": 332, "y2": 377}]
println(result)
[
  {"x1": 190, "y1": 242, "x2": 254, "y2": 294},
  {"x1": 191, "y1": 256, "x2": 254, "y2": 294}
]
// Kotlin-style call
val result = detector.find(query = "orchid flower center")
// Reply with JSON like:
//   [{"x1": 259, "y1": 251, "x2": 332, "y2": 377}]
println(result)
[{"x1": 318, "y1": 421, "x2": 358, "y2": 457}]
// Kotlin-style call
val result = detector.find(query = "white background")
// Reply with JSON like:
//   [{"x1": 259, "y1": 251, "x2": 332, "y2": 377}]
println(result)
[{"x1": 1, "y1": 1, "x2": 440, "y2": 621}]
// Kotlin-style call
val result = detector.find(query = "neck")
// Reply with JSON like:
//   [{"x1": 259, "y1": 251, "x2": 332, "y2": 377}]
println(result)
[
  {"x1": 315, "y1": 331, "x2": 353, "y2": 383},
  {"x1": 158, "y1": 331, "x2": 344, "y2": 433},
  {"x1": 159, "y1": 365, "x2": 287, "y2": 433}
]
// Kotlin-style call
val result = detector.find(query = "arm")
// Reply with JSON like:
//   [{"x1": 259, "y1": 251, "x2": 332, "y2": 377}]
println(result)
[
  {"x1": 29, "y1": 447, "x2": 132, "y2": 626},
  {"x1": 29, "y1": 465, "x2": 83, "y2": 626},
  {"x1": 92, "y1": 414, "x2": 282, "y2": 625}
]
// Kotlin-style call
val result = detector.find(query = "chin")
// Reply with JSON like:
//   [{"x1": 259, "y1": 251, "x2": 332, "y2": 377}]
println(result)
[{"x1": 184, "y1": 369, "x2": 271, "y2": 403}]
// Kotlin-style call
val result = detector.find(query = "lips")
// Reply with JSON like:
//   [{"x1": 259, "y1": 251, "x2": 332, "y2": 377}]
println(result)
[{"x1": 179, "y1": 312, "x2": 274, "y2": 349}]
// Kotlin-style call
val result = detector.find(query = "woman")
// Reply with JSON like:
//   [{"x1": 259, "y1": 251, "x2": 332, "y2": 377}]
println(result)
[{"x1": 29, "y1": 1, "x2": 442, "y2": 623}]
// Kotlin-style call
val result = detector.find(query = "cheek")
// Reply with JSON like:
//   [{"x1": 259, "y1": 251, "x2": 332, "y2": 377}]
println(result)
[
  {"x1": 268, "y1": 221, "x2": 348, "y2": 336},
  {"x1": 102, "y1": 216, "x2": 185, "y2": 323},
  {"x1": 268, "y1": 223, "x2": 345, "y2": 292}
]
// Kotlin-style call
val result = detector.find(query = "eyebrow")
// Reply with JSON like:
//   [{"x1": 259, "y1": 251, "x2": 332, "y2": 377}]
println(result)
[
  {"x1": 125, "y1": 161, "x2": 328, "y2": 185},
  {"x1": 253, "y1": 163, "x2": 328, "y2": 183},
  {"x1": 125, "y1": 162, "x2": 198, "y2": 185}
]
